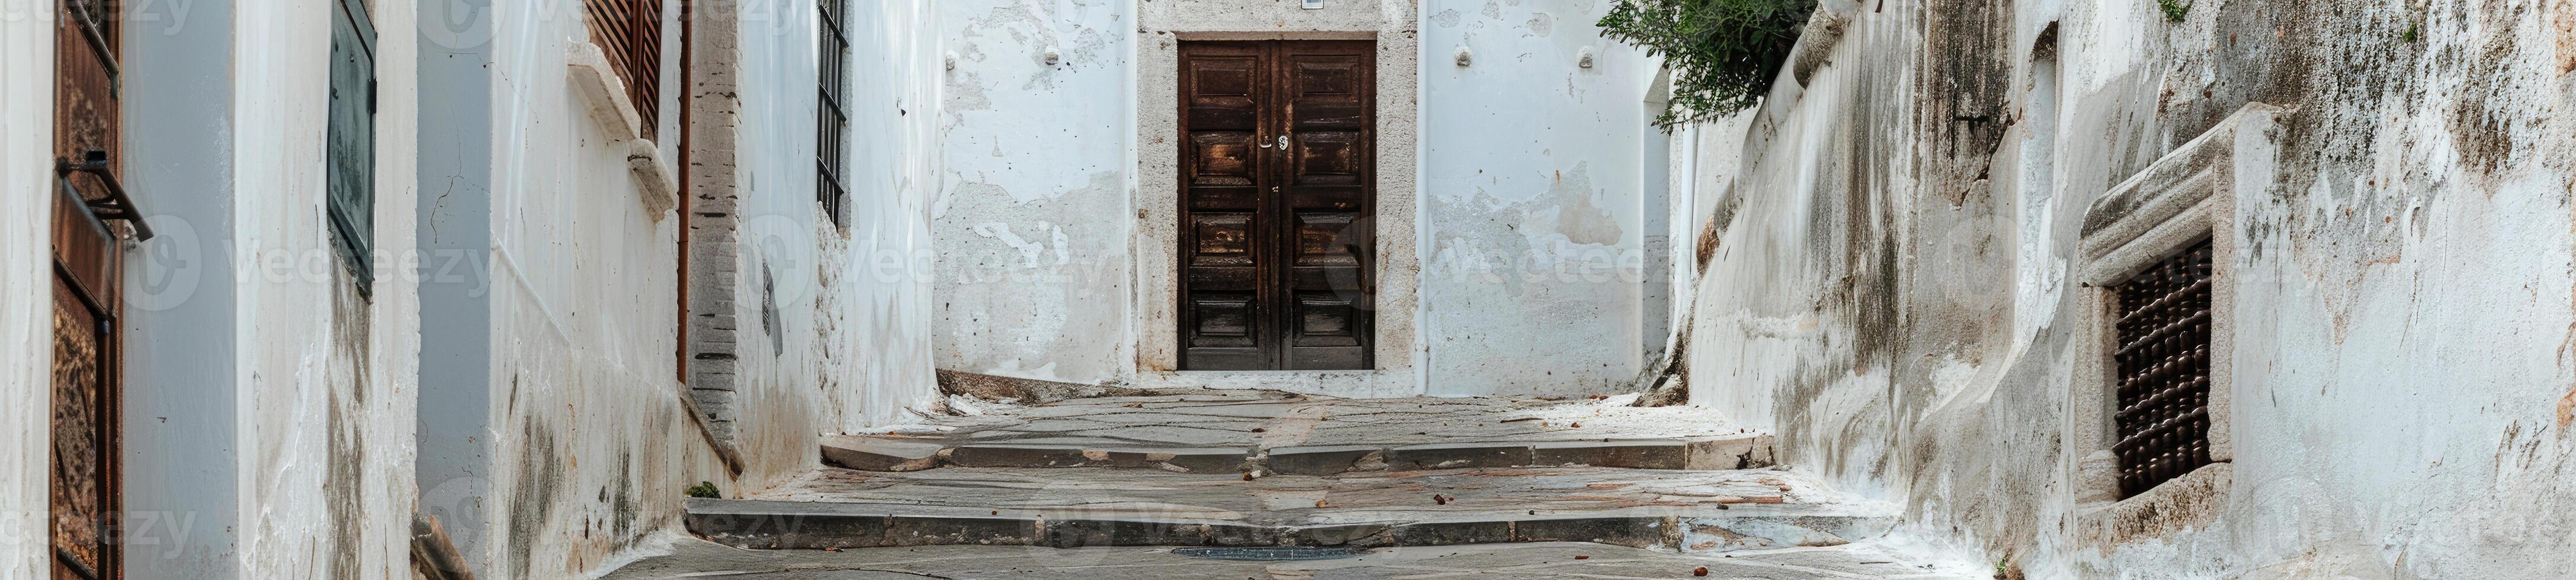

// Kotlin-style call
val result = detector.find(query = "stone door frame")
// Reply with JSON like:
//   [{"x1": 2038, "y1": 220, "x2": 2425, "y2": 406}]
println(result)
[{"x1": 1131, "y1": 2, "x2": 1420, "y2": 397}]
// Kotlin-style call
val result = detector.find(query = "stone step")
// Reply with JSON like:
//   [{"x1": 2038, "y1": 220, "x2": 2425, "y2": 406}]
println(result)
[
  {"x1": 831, "y1": 391, "x2": 1774, "y2": 473},
  {"x1": 823, "y1": 433, "x2": 1776, "y2": 474},
  {"x1": 686, "y1": 465, "x2": 1888, "y2": 554}
]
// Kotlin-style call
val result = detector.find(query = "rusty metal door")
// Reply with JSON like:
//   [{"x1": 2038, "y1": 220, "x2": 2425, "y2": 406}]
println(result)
[
  {"x1": 1178, "y1": 40, "x2": 1376, "y2": 371},
  {"x1": 52, "y1": 1, "x2": 126, "y2": 577}
]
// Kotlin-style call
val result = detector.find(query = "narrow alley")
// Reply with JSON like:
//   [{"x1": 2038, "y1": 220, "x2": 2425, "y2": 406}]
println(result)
[{"x1": 6, "y1": 0, "x2": 2575, "y2": 579}]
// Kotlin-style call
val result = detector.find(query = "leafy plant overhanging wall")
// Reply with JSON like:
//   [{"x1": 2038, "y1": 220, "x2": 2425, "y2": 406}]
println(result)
[{"x1": 1598, "y1": 0, "x2": 1817, "y2": 126}]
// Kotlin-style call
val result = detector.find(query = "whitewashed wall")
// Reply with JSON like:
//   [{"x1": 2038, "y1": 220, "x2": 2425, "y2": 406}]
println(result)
[
  {"x1": 229, "y1": 0, "x2": 424, "y2": 576},
  {"x1": 1680, "y1": 0, "x2": 2576, "y2": 576},
  {"x1": 4, "y1": 2, "x2": 428, "y2": 576},
  {"x1": 723, "y1": 0, "x2": 942, "y2": 463},
  {"x1": 837, "y1": 0, "x2": 947, "y2": 430},
  {"x1": 414, "y1": 1, "x2": 948, "y2": 576},
  {"x1": 727, "y1": 0, "x2": 841, "y2": 484},
  {"x1": 418, "y1": 2, "x2": 733, "y2": 576},
  {"x1": 932, "y1": 0, "x2": 1672, "y2": 397},
  {"x1": 933, "y1": 0, "x2": 1136, "y2": 385},
  {"x1": 1420, "y1": 0, "x2": 1656, "y2": 396},
  {"x1": 121, "y1": 0, "x2": 244, "y2": 574},
  {"x1": 0, "y1": 7, "x2": 56, "y2": 578}
]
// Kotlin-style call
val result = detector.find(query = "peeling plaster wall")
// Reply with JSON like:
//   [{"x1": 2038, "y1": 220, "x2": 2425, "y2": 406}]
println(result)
[
  {"x1": 0, "y1": 7, "x2": 56, "y2": 578},
  {"x1": 932, "y1": 0, "x2": 1136, "y2": 385},
  {"x1": 1420, "y1": 0, "x2": 1656, "y2": 396},
  {"x1": 227, "y1": 1, "x2": 426, "y2": 576},
  {"x1": 418, "y1": 2, "x2": 735, "y2": 577},
  {"x1": 1682, "y1": 0, "x2": 2576, "y2": 576}
]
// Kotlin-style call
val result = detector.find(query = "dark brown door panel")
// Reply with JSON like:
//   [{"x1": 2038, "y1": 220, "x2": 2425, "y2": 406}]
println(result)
[
  {"x1": 53, "y1": 1, "x2": 125, "y2": 578},
  {"x1": 1179, "y1": 40, "x2": 1374, "y2": 371}
]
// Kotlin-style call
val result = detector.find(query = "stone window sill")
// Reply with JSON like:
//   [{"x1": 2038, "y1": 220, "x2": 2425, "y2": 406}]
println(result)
[
  {"x1": 2072, "y1": 462, "x2": 2231, "y2": 546},
  {"x1": 567, "y1": 40, "x2": 678, "y2": 219}
]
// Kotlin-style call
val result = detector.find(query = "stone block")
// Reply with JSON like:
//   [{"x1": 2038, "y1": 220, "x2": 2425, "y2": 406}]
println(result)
[
  {"x1": 1387, "y1": 520, "x2": 1513, "y2": 547},
  {"x1": 1684, "y1": 435, "x2": 1775, "y2": 470},
  {"x1": 1263, "y1": 445, "x2": 1384, "y2": 475},
  {"x1": 1531, "y1": 440, "x2": 1688, "y2": 469},
  {"x1": 1384, "y1": 443, "x2": 1534, "y2": 471},
  {"x1": 1510, "y1": 517, "x2": 1676, "y2": 550},
  {"x1": 821, "y1": 437, "x2": 945, "y2": 472},
  {"x1": 1041, "y1": 518, "x2": 1224, "y2": 547},
  {"x1": 947, "y1": 444, "x2": 1097, "y2": 468},
  {"x1": 1288, "y1": 523, "x2": 1390, "y2": 547},
  {"x1": 1102, "y1": 447, "x2": 1253, "y2": 473}
]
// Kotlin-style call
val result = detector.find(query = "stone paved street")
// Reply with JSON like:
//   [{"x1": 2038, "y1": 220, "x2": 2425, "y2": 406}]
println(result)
[
  {"x1": 823, "y1": 391, "x2": 1773, "y2": 473},
  {"x1": 600, "y1": 533, "x2": 1987, "y2": 579},
  {"x1": 641, "y1": 390, "x2": 1961, "y2": 578},
  {"x1": 878, "y1": 390, "x2": 1759, "y2": 447}
]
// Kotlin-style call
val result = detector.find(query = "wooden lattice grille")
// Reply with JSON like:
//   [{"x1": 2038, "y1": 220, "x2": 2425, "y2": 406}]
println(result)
[
  {"x1": 2112, "y1": 238, "x2": 2215, "y2": 498},
  {"x1": 584, "y1": 0, "x2": 662, "y2": 139}
]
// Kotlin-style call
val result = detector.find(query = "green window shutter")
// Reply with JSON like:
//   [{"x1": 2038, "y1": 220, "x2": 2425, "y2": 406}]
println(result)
[{"x1": 327, "y1": 0, "x2": 377, "y2": 291}]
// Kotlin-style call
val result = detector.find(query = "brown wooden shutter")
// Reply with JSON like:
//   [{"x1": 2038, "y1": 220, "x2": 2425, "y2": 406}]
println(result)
[{"x1": 585, "y1": 0, "x2": 662, "y2": 139}]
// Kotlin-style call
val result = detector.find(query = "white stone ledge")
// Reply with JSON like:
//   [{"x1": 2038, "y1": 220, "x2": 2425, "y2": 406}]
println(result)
[{"x1": 568, "y1": 39, "x2": 678, "y2": 220}]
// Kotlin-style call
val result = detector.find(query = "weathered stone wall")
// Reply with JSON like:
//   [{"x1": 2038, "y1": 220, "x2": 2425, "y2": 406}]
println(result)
[{"x1": 1681, "y1": 0, "x2": 2576, "y2": 576}]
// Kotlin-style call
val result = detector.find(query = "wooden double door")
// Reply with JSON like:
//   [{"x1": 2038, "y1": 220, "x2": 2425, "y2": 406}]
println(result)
[{"x1": 1178, "y1": 40, "x2": 1376, "y2": 370}]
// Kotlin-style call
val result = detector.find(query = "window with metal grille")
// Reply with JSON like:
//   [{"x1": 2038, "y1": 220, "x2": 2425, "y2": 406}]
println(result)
[
  {"x1": 584, "y1": 0, "x2": 662, "y2": 140},
  {"x1": 816, "y1": 0, "x2": 852, "y2": 225},
  {"x1": 328, "y1": 0, "x2": 377, "y2": 291},
  {"x1": 2111, "y1": 237, "x2": 2214, "y2": 497}
]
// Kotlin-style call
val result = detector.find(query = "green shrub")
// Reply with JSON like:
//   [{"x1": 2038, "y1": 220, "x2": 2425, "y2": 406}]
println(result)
[
  {"x1": 2158, "y1": 0, "x2": 2190, "y2": 22},
  {"x1": 685, "y1": 481, "x2": 721, "y2": 499},
  {"x1": 1598, "y1": 0, "x2": 1817, "y2": 127}
]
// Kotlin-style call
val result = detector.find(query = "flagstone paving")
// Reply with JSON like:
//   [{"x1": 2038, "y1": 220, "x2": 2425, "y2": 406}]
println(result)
[
  {"x1": 826, "y1": 391, "x2": 1774, "y2": 473},
  {"x1": 600, "y1": 534, "x2": 1988, "y2": 579}
]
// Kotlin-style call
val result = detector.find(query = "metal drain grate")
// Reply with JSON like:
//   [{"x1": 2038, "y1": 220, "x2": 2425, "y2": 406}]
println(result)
[
  {"x1": 1171, "y1": 546, "x2": 1364, "y2": 561},
  {"x1": 2111, "y1": 238, "x2": 2215, "y2": 498}
]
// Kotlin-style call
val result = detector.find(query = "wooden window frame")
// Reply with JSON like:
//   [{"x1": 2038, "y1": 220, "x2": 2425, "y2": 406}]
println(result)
[{"x1": 583, "y1": 0, "x2": 662, "y2": 140}]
